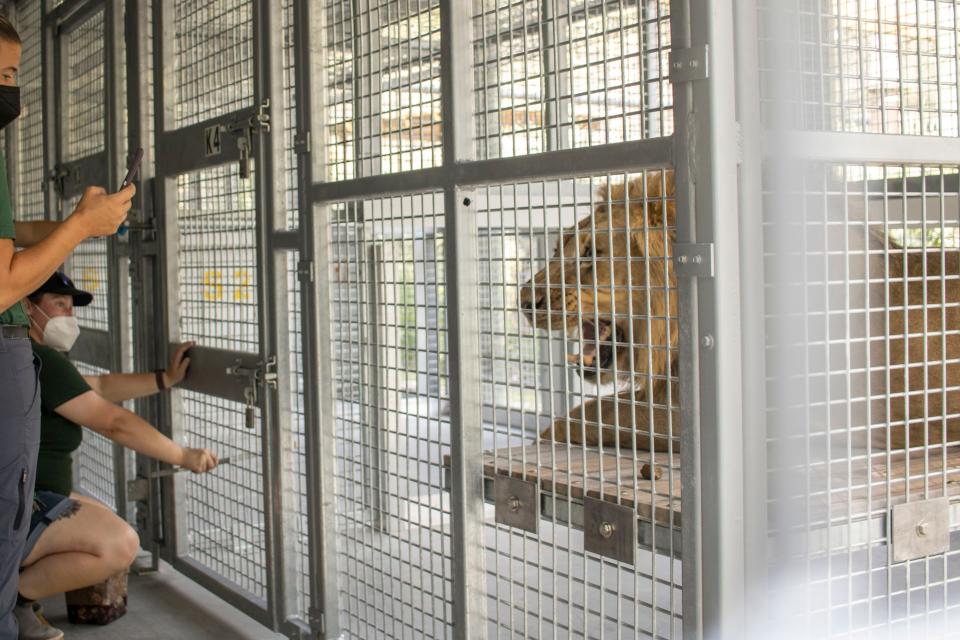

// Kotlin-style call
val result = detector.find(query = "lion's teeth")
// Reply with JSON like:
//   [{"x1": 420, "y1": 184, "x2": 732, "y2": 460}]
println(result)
[{"x1": 599, "y1": 323, "x2": 614, "y2": 341}]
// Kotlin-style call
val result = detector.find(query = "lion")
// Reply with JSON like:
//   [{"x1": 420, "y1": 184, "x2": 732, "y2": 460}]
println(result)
[
  {"x1": 866, "y1": 230, "x2": 960, "y2": 450},
  {"x1": 519, "y1": 171, "x2": 680, "y2": 452}
]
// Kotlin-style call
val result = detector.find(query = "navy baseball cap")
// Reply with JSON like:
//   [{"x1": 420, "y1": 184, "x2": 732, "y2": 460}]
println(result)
[{"x1": 32, "y1": 271, "x2": 93, "y2": 307}]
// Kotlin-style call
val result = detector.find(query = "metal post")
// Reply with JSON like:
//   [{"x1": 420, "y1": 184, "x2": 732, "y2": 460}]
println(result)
[
  {"x1": 151, "y1": 0, "x2": 186, "y2": 563},
  {"x1": 104, "y1": 0, "x2": 130, "y2": 521},
  {"x1": 292, "y1": 0, "x2": 340, "y2": 635},
  {"x1": 671, "y1": 0, "x2": 745, "y2": 638},
  {"x1": 440, "y1": 0, "x2": 485, "y2": 637},
  {"x1": 125, "y1": 0, "x2": 161, "y2": 571},
  {"x1": 733, "y1": 0, "x2": 768, "y2": 636},
  {"x1": 252, "y1": 0, "x2": 287, "y2": 629}
]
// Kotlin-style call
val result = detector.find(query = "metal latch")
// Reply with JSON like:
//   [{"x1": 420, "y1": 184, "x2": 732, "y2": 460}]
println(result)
[
  {"x1": 227, "y1": 99, "x2": 271, "y2": 179},
  {"x1": 673, "y1": 243, "x2": 715, "y2": 278},
  {"x1": 48, "y1": 165, "x2": 70, "y2": 198},
  {"x1": 226, "y1": 355, "x2": 277, "y2": 429},
  {"x1": 669, "y1": 45, "x2": 710, "y2": 82}
]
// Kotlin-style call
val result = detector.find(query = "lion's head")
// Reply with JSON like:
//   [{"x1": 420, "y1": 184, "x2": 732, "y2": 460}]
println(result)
[{"x1": 519, "y1": 171, "x2": 678, "y2": 391}]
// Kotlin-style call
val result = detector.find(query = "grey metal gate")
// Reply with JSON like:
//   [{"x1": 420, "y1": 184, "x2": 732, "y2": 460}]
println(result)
[
  {"x1": 148, "y1": 0, "x2": 308, "y2": 632},
  {"x1": 296, "y1": 0, "x2": 717, "y2": 637}
]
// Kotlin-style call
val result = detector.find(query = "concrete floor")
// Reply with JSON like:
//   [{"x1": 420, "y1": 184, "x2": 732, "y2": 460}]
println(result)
[{"x1": 36, "y1": 559, "x2": 284, "y2": 640}]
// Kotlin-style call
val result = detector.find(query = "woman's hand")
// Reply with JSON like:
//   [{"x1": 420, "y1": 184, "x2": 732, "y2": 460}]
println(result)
[
  {"x1": 164, "y1": 341, "x2": 195, "y2": 388},
  {"x1": 179, "y1": 447, "x2": 219, "y2": 473}
]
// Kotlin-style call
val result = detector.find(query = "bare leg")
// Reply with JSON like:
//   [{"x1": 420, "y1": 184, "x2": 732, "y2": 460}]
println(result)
[{"x1": 18, "y1": 499, "x2": 139, "y2": 600}]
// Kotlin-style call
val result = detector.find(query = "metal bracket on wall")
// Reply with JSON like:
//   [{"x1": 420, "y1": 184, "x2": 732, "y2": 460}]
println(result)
[
  {"x1": 891, "y1": 498, "x2": 951, "y2": 563},
  {"x1": 494, "y1": 476, "x2": 539, "y2": 534},
  {"x1": 669, "y1": 45, "x2": 710, "y2": 83},
  {"x1": 584, "y1": 497, "x2": 637, "y2": 565},
  {"x1": 673, "y1": 242, "x2": 715, "y2": 278}
]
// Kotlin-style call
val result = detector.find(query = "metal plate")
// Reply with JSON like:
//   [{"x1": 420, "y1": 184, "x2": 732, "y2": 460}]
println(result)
[
  {"x1": 494, "y1": 476, "x2": 538, "y2": 534},
  {"x1": 584, "y1": 497, "x2": 636, "y2": 565},
  {"x1": 891, "y1": 498, "x2": 950, "y2": 563}
]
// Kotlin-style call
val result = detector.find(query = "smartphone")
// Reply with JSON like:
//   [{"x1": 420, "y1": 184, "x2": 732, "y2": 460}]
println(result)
[{"x1": 119, "y1": 147, "x2": 143, "y2": 190}]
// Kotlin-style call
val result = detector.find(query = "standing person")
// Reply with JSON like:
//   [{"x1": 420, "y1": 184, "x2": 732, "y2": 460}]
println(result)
[{"x1": 0, "y1": 15, "x2": 134, "y2": 639}]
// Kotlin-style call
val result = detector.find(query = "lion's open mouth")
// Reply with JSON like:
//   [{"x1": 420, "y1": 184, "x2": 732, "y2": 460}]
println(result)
[{"x1": 570, "y1": 320, "x2": 623, "y2": 374}]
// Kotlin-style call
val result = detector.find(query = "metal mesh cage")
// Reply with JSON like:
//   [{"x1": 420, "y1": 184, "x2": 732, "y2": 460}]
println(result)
[
  {"x1": 176, "y1": 164, "x2": 259, "y2": 353},
  {"x1": 472, "y1": 0, "x2": 672, "y2": 160},
  {"x1": 180, "y1": 390, "x2": 267, "y2": 599},
  {"x1": 760, "y1": 0, "x2": 960, "y2": 136},
  {"x1": 14, "y1": 0, "x2": 46, "y2": 222},
  {"x1": 64, "y1": 9, "x2": 105, "y2": 161},
  {"x1": 73, "y1": 361, "x2": 118, "y2": 510},
  {"x1": 321, "y1": 0, "x2": 443, "y2": 181},
  {"x1": 475, "y1": 171, "x2": 681, "y2": 638},
  {"x1": 326, "y1": 193, "x2": 453, "y2": 638},
  {"x1": 58, "y1": 191, "x2": 111, "y2": 331},
  {"x1": 283, "y1": 0, "x2": 299, "y2": 230},
  {"x1": 766, "y1": 161, "x2": 960, "y2": 637},
  {"x1": 173, "y1": 0, "x2": 254, "y2": 128}
]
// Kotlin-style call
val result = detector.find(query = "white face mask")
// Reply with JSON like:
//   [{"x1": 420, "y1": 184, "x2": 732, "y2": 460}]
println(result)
[{"x1": 31, "y1": 306, "x2": 80, "y2": 352}]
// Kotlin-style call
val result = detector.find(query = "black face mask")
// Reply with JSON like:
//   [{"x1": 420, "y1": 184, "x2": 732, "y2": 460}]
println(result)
[{"x1": 0, "y1": 86, "x2": 20, "y2": 130}]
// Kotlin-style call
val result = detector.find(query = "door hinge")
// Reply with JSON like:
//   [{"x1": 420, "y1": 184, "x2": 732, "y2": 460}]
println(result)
[
  {"x1": 294, "y1": 130, "x2": 311, "y2": 154},
  {"x1": 673, "y1": 243, "x2": 715, "y2": 278},
  {"x1": 308, "y1": 607, "x2": 325, "y2": 636},
  {"x1": 297, "y1": 259, "x2": 315, "y2": 283},
  {"x1": 669, "y1": 45, "x2": 709, "y2": 82}
]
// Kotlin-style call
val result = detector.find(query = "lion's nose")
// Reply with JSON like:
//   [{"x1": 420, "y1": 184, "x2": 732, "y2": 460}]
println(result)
[{"x1": 520, "y1": 287, "x2": 546, "y2": 311}]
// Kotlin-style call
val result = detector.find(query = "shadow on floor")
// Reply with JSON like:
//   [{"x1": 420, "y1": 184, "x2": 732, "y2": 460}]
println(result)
[{"x1": 38, "y1": 558, "x2": 284, "y2": 639}]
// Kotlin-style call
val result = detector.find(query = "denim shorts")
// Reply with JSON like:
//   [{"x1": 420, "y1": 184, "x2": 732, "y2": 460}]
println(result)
[{"x1": 21, "y1": 491, "x2": 79, "y2": 563}]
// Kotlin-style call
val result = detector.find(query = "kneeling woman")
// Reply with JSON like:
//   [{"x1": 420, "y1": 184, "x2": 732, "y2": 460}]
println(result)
[{"x1": 15, "y1": 272, "x2": 218, "y2": 630}]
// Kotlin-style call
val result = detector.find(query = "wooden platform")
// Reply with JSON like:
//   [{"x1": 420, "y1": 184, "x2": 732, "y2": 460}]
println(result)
[{"x1": 445, "y1": 443, "x2": 960, "y2": 557}]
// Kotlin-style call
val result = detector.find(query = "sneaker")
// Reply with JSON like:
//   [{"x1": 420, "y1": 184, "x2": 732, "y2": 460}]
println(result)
[{"x1": 13, "y1": 602, "x2": 63, "y2": 640}]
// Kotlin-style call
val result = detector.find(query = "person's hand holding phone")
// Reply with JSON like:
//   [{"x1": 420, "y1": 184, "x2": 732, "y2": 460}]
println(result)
[{"x1": 69, "y1": 184, "x2": 136, "y2": 238}]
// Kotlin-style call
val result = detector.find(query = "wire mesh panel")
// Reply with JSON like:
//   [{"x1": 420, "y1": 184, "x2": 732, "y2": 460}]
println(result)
[
  {"x1": 73, "y1": 361, "x2": 118, "y2": 510},
  {"x1": 472, "y1": 0, "x2": 672, "y2": 160},
  {"x1": 287, "y1": 250, "x2": 311, "y2": 621},
  {"x1": 57, "y1": 193, "x2": 112, "y2": 331},
  {"x1": 475, "y1": 171, "x2": 681, "y2": 638},
  {"x1": 175, "y1": 164, "x2": 259, "y2": 352},
  {"x1": 319, "y1": 0, "x2": 443, "y2": 181},
  {"x1": 759, "y1": 2, "x2": 960, "y2": 637},
  {"x1": 760, "y1": 0, "x2": 960, "y2": 136},
  {"x1": 172, "y1": 0, "x2": 254, "y2": 128},
  {"x1": 325, "y1": 193, "x2": 453, "y2": 638},
  {"x1": 179, "y1": 390, "x2": 267, "y2": 599},
  {"x1": 282, "y1": 0, "x2": 299, "y2": 230},
  {"x1": 14, "y1": 0, "x2": 46, "y2": 221},
  {"x1": 766, "y1": 161, "x2": 960, "y2": 638},
  {"x1": 63, "y1": 9, "x2": 105, "y2": 161}
]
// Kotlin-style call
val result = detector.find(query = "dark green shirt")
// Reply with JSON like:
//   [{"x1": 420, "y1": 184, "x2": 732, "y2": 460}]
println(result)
[
  {"x1": 0, "y1": 154, "x2": 30, "y2": 327},
  {"x1": 33, "y1": 340, "x2": 91, "y2": 496}
]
